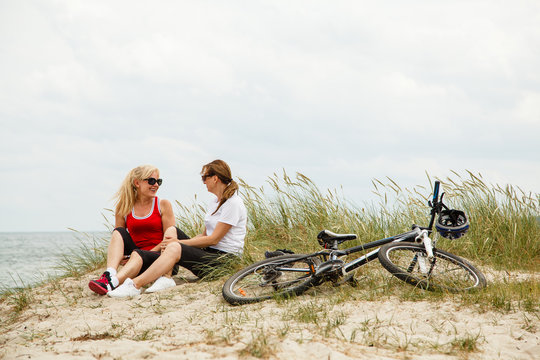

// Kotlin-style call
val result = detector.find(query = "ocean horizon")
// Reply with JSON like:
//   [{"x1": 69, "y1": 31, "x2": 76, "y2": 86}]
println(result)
[{"x1": 0, "y1": 231, "x2": 109, "y2": 290}]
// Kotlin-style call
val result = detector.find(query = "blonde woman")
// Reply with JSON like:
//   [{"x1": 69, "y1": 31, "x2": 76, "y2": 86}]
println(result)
[
  {"x1": 107, "y1": 159, "x2": 247, "y2": 297},
  {"x1": 88, "y1": 165, "x2": 188, "y2": 295}
]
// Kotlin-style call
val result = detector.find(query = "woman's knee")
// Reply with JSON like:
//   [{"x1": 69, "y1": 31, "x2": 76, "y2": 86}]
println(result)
[
  {"x1": 109, "y1": 230, "x2": 125, "y2": 251},
  {"x1": 126, "y1": 251, "x2": 143, "y2": 266},
  {"x1": 111, "y1": 228, "x2": 122, "y2": 239},
  {"x1": 164, "y1": 226, "x2": 177, "y2": 237},
  {"x1": 111, "y1": 227, "x2": 129, "y2": 243},
  {"x1": 163, "y1": 242, "x2": 182, "y2": 262}
]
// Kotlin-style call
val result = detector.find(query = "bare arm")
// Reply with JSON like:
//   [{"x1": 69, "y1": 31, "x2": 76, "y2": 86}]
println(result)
[
  {"x1": 115, "y1": 213, "x2": 126, "y2": 228},
  {"x1": 178, "y1": 222, "x2": 232, "y2": 248},
  {"x1": 160, "y1": 199, "x2": 176, "y2": 231},
  {"x1": 160, "y1": 223, "x2": 232, "y2": 250},
  {"x1": 148, "y1": 199, "x2": 176, "y2": 252}
]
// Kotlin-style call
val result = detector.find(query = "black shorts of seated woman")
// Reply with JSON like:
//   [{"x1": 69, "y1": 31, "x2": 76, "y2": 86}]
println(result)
[{"x1": 107, "y1": 159, "x2": 247, "y2": 297}]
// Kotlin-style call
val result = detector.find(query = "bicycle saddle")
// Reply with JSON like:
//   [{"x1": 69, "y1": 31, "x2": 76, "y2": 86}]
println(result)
[{"x1": 317, "y1": 230, "x2": 357, "y2": 245}]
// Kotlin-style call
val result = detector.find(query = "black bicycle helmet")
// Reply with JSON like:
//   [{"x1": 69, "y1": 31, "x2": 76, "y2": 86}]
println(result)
[{"x1": 436, "y1": 209, "x2": 469, "y2": 239}]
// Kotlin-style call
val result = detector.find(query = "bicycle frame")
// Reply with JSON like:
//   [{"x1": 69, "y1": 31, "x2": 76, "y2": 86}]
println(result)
[{"x1": 340, "y1": 229, "x2": 419, "y2": 274}]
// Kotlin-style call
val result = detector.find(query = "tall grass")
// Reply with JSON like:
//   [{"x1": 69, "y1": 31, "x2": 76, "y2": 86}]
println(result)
[
  {"x1": 206, "y1": 170, "x2": 536, "y2": 271},
  {"x1": 440, "y1": 171, "x2": 539, "y2": 270},
  {"x1": 233, "y1": 172, "x2": 427, "y2": 265},
  {"x1": 54, "y1": 230, "x2": 110, "y2": 277}
]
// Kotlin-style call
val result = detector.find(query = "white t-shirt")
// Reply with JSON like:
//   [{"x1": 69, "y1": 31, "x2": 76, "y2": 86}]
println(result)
[{"x1": 206, "y1": 192, "x2": 247, "y2": 255}]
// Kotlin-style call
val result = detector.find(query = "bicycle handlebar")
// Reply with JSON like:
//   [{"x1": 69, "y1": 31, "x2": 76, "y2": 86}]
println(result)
[
  {"x1": 433, "y1": 181, "x2": 440, "y2": 205},
  {"x1": 427, "y1": 181, "x2": 441, "y2": 230}
]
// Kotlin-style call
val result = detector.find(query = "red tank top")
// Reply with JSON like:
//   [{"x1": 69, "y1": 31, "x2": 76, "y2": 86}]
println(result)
[{"x1": 125, "y1": 197, "x2": 164, "y2": 251}]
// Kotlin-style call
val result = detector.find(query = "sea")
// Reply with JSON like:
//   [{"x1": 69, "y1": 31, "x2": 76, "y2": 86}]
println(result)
[{"x1": 0, "y1": 231, "x2": 109, "y2": 291}]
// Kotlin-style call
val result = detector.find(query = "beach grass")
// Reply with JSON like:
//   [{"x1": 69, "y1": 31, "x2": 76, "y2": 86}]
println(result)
[
  {"x1": 54, "y1": 230, "x2": 110, "y2": 277},
  {"x1": 2, "y1": 170, "x2": 538, "y2": 320},
  {"x1": 234, "y1": 170, "x2": 539, "y2": 272}
]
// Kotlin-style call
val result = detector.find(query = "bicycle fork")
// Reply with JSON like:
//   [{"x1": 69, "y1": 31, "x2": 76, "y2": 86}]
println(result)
[{"x1": 412, "y1": 229, "x2": 436, "y2": 275}]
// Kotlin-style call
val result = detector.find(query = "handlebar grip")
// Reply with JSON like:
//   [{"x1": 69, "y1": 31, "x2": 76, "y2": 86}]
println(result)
[{"x1": 433, "y1": 181, "x2": 440, "y2": 203}]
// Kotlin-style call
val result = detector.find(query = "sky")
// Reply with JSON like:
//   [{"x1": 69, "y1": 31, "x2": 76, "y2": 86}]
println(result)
[{"x1": 1, "y1": 1, "x2": 539, "y2": 232}]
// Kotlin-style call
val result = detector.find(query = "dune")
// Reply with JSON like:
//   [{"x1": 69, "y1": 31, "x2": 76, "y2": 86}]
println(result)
[{"x1": 1, "y1": 267, "x2": 538, "y2": 360}]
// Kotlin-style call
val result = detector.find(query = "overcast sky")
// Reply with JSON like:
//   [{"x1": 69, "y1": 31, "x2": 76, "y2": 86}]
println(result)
[{"x1": 1, "y1": 1, "x2": 539, "y2": 232}]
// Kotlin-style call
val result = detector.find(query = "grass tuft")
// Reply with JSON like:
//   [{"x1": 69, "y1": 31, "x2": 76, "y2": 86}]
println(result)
[{"x1": 54, "y1": 230, "x2": 110, "y2": 277}]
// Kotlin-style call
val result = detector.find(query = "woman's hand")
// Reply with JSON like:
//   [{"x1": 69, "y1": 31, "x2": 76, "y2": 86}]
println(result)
[{"x1": 160, "y1": 234, "x2": 181, "y2": 252}]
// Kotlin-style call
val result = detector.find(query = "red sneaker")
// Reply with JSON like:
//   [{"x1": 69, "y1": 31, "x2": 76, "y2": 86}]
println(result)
[{"x1": 88, "y1": 271, "x2": 115, "y2": 295}]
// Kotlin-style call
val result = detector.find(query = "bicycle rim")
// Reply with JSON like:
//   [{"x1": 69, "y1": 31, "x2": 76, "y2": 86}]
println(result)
[
  {"x1": 222, "y1": 254, "x2": 320, "y2": 305},
  {"x1": 379, "y1": 243, "x2": 486, "y2": 292}
]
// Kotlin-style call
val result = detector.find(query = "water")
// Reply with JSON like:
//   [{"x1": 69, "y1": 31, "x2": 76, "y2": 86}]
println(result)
[{"x1": 0, "y1": 231, "x2": 109, "y2": 290}]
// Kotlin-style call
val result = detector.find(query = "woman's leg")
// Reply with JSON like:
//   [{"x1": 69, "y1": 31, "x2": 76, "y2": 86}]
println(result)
[
  {"x1": 107, "y1": 227, "x2": 138, "y2": 269},
  {"x1": 176, "y1": 245, "x2": 222, "y2": 279},
  {"x1": 163, "y1": 226, "x2": 178, "y2": 276},
  {"x1": 106, "y1": 229, "x2": 125, "y2": 269},
  {"x1": 115, "y1": 252, "x2": 144, "y2": 284},
  {"x1": 132, "y1": 242, "x2": 182, "y2": 289},
  {"x1": 160, "y1": 226, "x2": 190, "y2": 277},
  {"x1": 89, "y1": 228, "x2": 135, "y2": 294}
]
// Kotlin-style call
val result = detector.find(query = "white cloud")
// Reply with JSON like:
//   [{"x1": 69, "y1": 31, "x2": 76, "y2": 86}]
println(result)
[
  {"x1": 514, "y1": 91, "x2": 540, "y2": 124},
  {"x1": 0, "y1": 0, "x2": 539, "y2": 231}
]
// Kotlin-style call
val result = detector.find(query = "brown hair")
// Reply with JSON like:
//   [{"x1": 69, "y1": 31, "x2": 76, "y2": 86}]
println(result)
[
  {"x1": 201, "y1": 159, "x2": 239, "y2": 214},
  {"x1": 114, "y1": 165, "x2": 159, "y2": 217}
]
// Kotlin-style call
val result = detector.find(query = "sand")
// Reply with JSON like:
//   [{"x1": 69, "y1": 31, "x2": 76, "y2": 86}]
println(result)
[{"x1": 1, "y1": 268, "x2": 538, "y2": 360}]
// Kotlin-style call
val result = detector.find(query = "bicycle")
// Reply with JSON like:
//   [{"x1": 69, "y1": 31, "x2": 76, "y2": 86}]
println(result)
[{"x1": 222, "y1": 181, "x2": 487, "y2": 305}]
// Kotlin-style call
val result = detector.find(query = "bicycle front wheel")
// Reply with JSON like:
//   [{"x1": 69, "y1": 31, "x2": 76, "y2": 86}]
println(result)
[
  {"x1": 378, "y1": 242, "x2": 486, "y2": 292},
  {"x1": 222, "y1": 254, "x2": 320, "y2": 305}
]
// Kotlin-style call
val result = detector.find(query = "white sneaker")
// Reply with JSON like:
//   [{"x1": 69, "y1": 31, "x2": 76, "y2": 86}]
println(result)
[
  {"x1": 107, "y1": 278, "x2": 141, "y2": 298},
  {"x1": 145, "y1": 276, "x2": 176, "y2": 293}
]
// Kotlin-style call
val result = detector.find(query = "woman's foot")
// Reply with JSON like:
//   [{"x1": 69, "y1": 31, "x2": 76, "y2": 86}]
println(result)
[
  {"x1": 146, "y1": 276, "x2": 176, "y2": 293},
  {"x1": 88, "y1": 271, "x2": 115, "y2": 295},
  {"x1": 107, "y1": 278, "x2": 141, "y2": 298}
]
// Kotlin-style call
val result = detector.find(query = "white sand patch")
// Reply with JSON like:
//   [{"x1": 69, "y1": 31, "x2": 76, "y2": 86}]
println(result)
[{"x1": 1, "y1": 268, "x2": 538, "y2": 360}]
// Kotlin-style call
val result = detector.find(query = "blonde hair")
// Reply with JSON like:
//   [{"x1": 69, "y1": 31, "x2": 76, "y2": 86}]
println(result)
[
  {"x1": 201, "y1": 159, "x2": 239, "y2": 214},
  {"x1": 114, "y1": 165, "x2": 159, "y2": 217}
]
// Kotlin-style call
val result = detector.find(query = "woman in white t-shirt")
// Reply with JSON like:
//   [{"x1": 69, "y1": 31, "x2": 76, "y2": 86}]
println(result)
[{"x1": 107, "y1": 159, "x2": 247, "y2": 297}]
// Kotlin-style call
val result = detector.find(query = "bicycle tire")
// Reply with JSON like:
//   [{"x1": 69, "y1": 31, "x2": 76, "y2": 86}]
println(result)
[
  {"x1": 378, "y1": 242, "x2": 486, "y2": 292},
  {"x1": 222, "y1": 254, "x2": 321, "y2": 305}
]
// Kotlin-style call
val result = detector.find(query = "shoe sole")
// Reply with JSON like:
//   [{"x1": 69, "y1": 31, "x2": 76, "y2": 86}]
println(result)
[
  {"x1": 146, "y1": 285, "x2": 175, "y2": 293},
  {"x1": 88, "y1": 281, "x2": 108, "y2": 295}
]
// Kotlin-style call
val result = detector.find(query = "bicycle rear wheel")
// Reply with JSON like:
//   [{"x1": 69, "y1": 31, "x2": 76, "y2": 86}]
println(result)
[
  {"x1": 378, "y1": 242, "x2": 486, "y2": 292},
  {"x1": 222, "y1": 254, "x2": 320, "y2": 305}
]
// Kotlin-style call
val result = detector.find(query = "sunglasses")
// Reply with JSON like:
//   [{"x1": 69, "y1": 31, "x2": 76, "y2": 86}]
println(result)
[
  {"x1": 144, "y1": 177, "x2": 163, "y2": 186},
  {"x1": 201, "y1": 174, "x2": 214, "y2": 182}
]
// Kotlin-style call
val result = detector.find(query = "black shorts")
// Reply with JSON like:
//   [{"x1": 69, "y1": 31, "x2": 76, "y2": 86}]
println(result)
[
  {"x1": 115, "y1": 226, "x2": 191, "y2": 275},
  {"x1": 114, "y1": 227, "x2": 139, "y2": 256},
  {"x1": 114, "y1": 226, "x2": 190, "y2": 254},
  {"x1": 175, "y1": 244, "x2": 236, "y2": 278},
  {"x1": 136, "y1": 243, "x2": 236, "y2": 279}
]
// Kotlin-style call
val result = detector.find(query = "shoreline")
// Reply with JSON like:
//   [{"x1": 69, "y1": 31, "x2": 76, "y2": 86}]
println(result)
[{"x1": 0, "y1": 231, "x2": 108, "y2": 291}]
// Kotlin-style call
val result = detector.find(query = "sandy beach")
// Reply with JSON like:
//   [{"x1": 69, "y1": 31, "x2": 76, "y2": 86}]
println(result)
[{"x1": 1, "y1": 267, "x2": 538, "y2": 360}]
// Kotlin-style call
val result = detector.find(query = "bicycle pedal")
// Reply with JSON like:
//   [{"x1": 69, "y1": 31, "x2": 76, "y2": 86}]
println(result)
[{"x1": 265, "y1": 251, "x2": 285, "y2": 258}]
